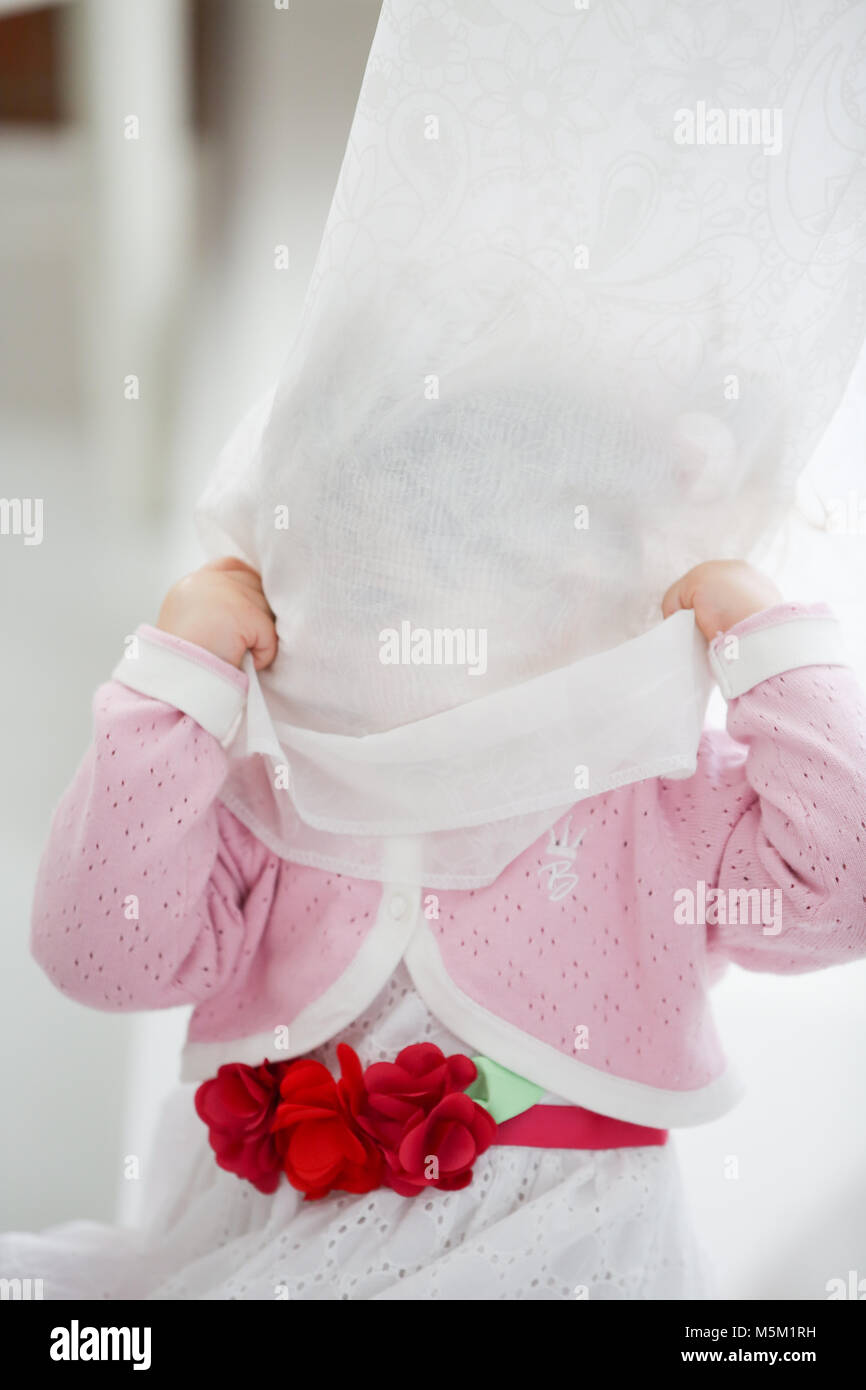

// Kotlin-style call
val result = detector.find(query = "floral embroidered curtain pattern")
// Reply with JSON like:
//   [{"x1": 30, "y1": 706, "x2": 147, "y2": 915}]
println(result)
[{"x1": 195, "y1": 0, "x2": 866, "y2": 886}]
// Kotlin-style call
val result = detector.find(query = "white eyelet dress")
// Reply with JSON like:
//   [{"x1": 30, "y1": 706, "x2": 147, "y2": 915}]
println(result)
[{"x1": 0, "y1": 961, "x2": 714, "y2": 1300}]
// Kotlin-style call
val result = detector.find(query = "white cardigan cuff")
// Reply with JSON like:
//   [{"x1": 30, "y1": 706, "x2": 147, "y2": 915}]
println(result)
[
  {"x1": 708, "y1": 614, "x2": 849, "y2": 700},
  {"x1": 111, "y1": 629, "x2": 247, "y2": 747}
]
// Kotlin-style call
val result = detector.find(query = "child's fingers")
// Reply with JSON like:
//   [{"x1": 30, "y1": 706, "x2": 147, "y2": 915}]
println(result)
[
  {"x1": 242, "y1": 584, "x2": 278, "y2": 622},
  {"x1": 205, "y1": 556, "x2": 277, "y2": 620},
  {"x1": 661, "y1": 575, "x2": 690, "y2": 619},
  {"x1": 660, "y1": 560, "x2": 783, "y2": 640},
  {"x1": 241, "y1": 605, "x2": 279, "y2": 671},
  {"x1": 207, "y1": 556, "x2": 275, "y2": 604},
  {"x1": 661, "y1": 563, "x2": 715, "y2": 619}
]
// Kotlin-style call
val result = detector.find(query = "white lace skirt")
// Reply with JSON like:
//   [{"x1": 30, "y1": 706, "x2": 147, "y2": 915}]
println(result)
[{"x1": 1, "y1": 964, "x2": 715, "y2": 1300}]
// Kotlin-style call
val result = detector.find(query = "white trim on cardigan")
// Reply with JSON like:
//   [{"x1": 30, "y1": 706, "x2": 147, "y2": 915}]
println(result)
[
  {"x1": 111, "y1": 634, "x2": 246, "y2": 748},
  {"x1": 180, "y1": 849, "x2": 423, "y2": 1082},
  {"x1": 709, "y1": 616, "x2": 848, "y2": 701}
]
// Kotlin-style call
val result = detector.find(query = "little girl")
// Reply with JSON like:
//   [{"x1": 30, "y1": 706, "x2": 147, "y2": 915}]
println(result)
[
  {"x1": 6, "y1": 552, "x2": 865, "y2": 1300},
  {"x1": 7, "y1": 0, "x2": 866, "y2": 1304}
]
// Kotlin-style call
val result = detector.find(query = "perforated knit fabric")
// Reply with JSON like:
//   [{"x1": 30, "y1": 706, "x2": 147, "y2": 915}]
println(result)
[{"x1": 0, "y1": 961, "x2": 714, "y2": 1301}]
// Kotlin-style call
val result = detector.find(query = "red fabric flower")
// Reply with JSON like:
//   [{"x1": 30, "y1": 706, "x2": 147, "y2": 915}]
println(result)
[
  {"x1": 354, "y1": 1043, "x2": 493, "y2": 1195},
  {"x1": 194, "y1": 1060, "x2": 288, "y2": 1194},
  {"x1": 196, "y1": 1041, "x2": 497, "y2": 1200},
  {"x1": 392, "y1": 1091, "x2": 498, "y2": 1194},
  {"x1": 271, "y1": 1044, "x2": 383, "y2": 1200}
]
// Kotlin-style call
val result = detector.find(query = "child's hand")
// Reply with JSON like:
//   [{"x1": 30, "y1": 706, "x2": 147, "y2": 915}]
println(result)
[
  {"x1": 156, "y1": 557, "x2": 278, "y2": 671},
  {"x1": 661, "y1": 560, "x2": 783, "y2": 641}
]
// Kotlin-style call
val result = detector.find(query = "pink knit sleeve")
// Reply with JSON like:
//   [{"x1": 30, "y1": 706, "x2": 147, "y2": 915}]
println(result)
[
  {"x1": 30, "y1": 651, "x2": 276, "y2": 1012},
  {"x1": 663, "y1": 603, "x2": 866, "y2": 973}
]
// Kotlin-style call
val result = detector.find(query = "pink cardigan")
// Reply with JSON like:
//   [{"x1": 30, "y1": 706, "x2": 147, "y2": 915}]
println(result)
[{"x1": 30, "y1": 602, "x2": 866, "y2": 1127}]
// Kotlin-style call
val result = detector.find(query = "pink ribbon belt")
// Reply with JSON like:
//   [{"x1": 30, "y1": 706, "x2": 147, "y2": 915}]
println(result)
[{"x1": 495, "y1": 1104, "x2": 668, "y2": 1149}]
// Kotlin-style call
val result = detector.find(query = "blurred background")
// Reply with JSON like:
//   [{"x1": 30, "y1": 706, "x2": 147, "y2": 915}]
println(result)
[{"x1": 0, "y1": 0, "x2": 864, "y2": 1301}]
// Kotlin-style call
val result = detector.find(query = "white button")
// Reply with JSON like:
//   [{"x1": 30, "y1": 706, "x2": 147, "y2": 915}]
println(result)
[{"x1": 389, "y1": 893, "x2": 408, "y2": 920}]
